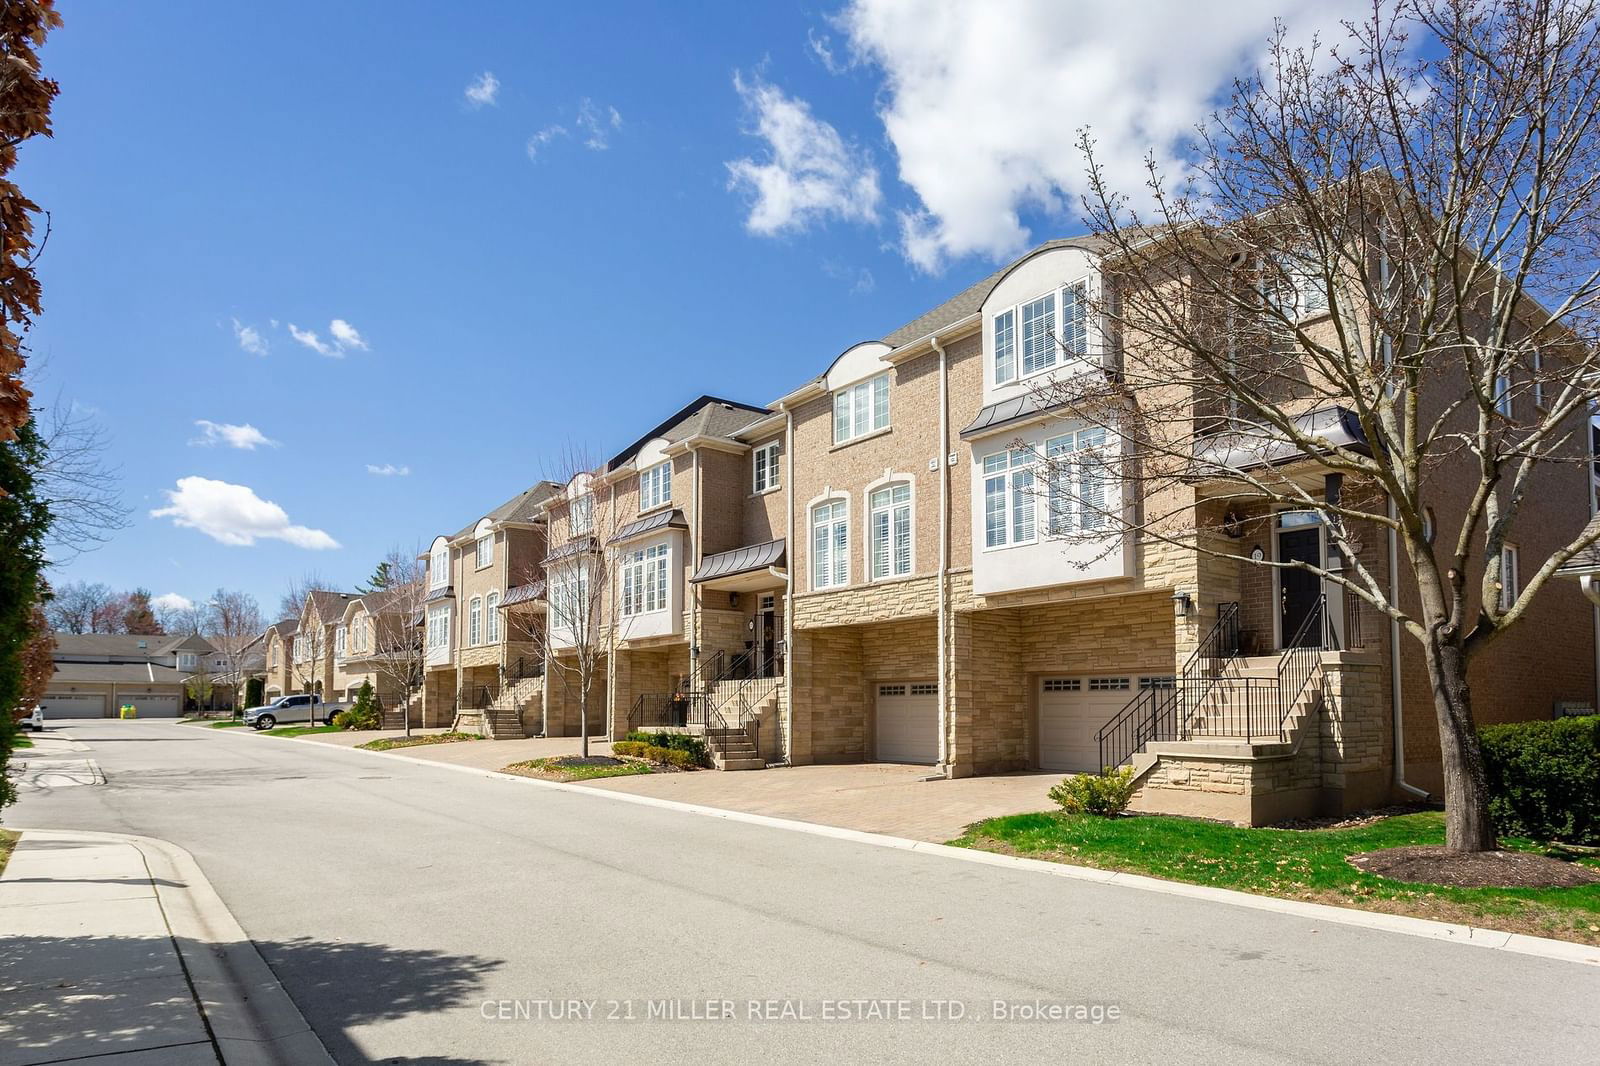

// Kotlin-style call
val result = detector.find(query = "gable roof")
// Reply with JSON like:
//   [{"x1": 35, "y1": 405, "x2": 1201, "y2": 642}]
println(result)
[
  {"x1": 350, "y1": 582, "x2": 421, "y2": 616},
  {"x1": 451, "y1": 481, "x2": 564, "y2": 540},
  {"x1": 606, "y1": 395, "x2": 770, "y2": 470},
  {"x1": 1557, "y1": 513, "x2": 1600, "y2": 576},
  {"x1": 304, "y1": 590, "x2": 356, "y2": 624},
  {"x1": 264, "y1": 618, "x2": 299, "y2": 641},
  {"x1": 51, "y1": 633, "x2": 214, "y2": 659}
]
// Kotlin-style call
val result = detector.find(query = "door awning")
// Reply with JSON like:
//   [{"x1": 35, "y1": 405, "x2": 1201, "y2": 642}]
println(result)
[{"x1": 691, "y1": 539, "x2": 786, "y2": 590}]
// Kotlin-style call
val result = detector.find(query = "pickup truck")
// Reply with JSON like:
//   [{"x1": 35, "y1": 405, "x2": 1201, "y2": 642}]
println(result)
[{"x1": 241, "y1": 694, "x2": 347, "y2": 730}]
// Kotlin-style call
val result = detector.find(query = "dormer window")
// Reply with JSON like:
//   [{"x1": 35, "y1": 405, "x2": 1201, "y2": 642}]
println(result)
[
  {"x1": 430, "y1": 543, "x2": 449, "y2": 589},
  {"x1": 640, "y1": 462, "x2": 671, "y2": 512},
  {"x1": 994, "y1": 279, "x2": 1089, "y2": 385},
  {"x1": 476, "y1": 534, "x2": 493, "y2": 569},
  {"x1": 570, "y1": 493, "x2": 595, "y2": 536}
]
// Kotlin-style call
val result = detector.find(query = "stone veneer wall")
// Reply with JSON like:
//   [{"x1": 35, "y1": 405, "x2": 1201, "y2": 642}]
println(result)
[
  {"x1": 610, "y1": 644, "x2": 686, "y2": 739},
  {"x1": 543, "y1": 653, "x2": 607, "y2": 738},
  {"x1": 788, "y1": 627, "x2": 865, "y2": 764},
  {"x1": 1129, "y1": 654, "x2": 1388, "y2": 825}
]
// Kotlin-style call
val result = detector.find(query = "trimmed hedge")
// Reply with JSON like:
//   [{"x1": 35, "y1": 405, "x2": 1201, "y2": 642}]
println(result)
[
  {"x1": 1479, "y1": 715, "x2": 1600, "y2": 845},
  {"x1": 1049, "y1": 767, "x2": 1137, "y2": 817},
  {"x1": 623, "y1": 730, "x2": 709, "y2": 766},
  {"x1": 613, "y1": 740, "x2": 699, "y2": 769}
]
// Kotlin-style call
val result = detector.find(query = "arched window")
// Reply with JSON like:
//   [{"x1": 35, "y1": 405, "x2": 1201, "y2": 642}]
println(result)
[
  {"x1": 468, "y1": 597, "x2": 483, "y2": 645},
  {"x1": 868, "y1": 482, "x2": 912, "y2": 580},
  {"x1": 811, "y1": 499, "x2": 849, "y2": 589},
  {"x1": 486, "y1": 591, "x2": 500, "y2": 642}
]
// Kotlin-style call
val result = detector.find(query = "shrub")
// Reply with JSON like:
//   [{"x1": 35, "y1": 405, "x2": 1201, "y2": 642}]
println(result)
[
  {"x1": 612, "y1": 740, "x2": 699, "y2": 769},
  {"x1": 1480, "y1": 715, "x2": 1600, "y2": 844},
  {"x1": 613, "y1": 741, "x2": 645, "y2": 757},
  {"x1": 1049, "y1": 767, "x2": 1137, "y2": 817},
  {"x1": 335, "y1": 681, "x2": 382, "y2": 731},
  {"x1": 244, "y1": 677, "x2": 265, "y2": 710},
  {"x1": 623, "y1": 730, "x2": 709, "y2": 766}
]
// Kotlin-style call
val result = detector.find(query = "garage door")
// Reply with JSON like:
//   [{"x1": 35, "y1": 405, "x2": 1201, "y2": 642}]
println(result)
[
  {"x1": 875, "y1": 682, "x2": 939, "y2": 764},
  {"x1": 123, "y1": 694, "x2": 181, "y2": 718},
  {"x1": 1039, "y1": 676, "x2": 1172, "y2": 773},
  {"x1": 40, "y1": 693, "x2": 107, "y2": 719}
]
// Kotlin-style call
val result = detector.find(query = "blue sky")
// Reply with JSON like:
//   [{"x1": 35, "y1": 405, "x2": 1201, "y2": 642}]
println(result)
[{"x1": 23, "y1": 0, "x2": 1358, "y2": 619}]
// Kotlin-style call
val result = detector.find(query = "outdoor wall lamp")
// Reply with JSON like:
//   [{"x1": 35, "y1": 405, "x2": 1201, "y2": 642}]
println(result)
[{"x1": 1172, "y1": 590, "x2": 1194, "y2": 619}]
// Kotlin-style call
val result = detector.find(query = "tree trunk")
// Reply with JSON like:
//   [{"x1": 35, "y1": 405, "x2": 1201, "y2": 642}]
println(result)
[
  {"x1": 1422, "y1": 636, "x2": 1498, "y2": 852},
  {"x1": 579, "y1": 682, "x2": 589, "y2": 759}
]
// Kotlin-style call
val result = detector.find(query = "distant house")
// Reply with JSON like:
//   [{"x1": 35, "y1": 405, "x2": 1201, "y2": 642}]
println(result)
[{"x1": 44, "y1": 633, "x2": 224, "y2": 719}]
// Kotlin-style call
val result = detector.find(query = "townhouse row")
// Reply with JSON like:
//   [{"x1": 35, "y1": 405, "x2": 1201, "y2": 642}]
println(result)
[{"x1": 260, "y1": 235, "x2": 1598, "y2": 825}]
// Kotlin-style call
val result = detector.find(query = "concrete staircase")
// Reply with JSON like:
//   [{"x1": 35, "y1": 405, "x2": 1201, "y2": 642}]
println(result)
[
  {"x1": 380, "y1": 692, "x2": 423, "y2": 730},
  {"x1": 480, "y1": 674, "x2": 541, "y2": 739},
  {"x1": 703, "y1": 676, "x2": 781, "y2": 770}
]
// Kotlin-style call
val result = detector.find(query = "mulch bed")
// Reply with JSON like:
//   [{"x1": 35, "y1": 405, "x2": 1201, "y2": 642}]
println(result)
[
  {"x1": 546, "y1": 756, "x2": 625, "y2": 767},
  {"x1": 1348, "y1": 846, "x2": 1600, "y2": 888}
]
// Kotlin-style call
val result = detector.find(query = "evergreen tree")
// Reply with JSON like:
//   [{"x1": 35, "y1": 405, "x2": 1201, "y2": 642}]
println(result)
[
  {"x1": 356, "y1": 561, "x2": 394, "y2": 594},
  {"x1": 0, "y1": 421, "x2": 52, "y2": 811},
  {"x1": 121, "y1": 588, "x2": 163, "y2": 635}
]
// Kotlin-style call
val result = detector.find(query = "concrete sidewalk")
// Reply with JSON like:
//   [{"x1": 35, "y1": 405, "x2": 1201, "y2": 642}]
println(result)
[{"x1": 0, "y1": 829, "x2": 333, "y2": 1065}]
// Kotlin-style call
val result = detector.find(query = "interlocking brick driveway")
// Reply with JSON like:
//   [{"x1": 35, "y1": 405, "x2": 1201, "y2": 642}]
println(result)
[{"x1": 583, "y1": 763, "x2": 1062, "y2": 842}]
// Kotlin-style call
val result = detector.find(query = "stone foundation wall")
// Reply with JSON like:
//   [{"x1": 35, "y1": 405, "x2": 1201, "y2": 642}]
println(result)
[{"x1": 788, "y1": 627, "x2": 865, "y2": 764}]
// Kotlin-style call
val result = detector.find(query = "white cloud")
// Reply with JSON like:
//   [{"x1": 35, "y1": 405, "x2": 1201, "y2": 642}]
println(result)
[
  {"x1": 465, "y1": 71, "x2": 500, "y2": 108},
  {"x1": 822, "y1": 259, "x2": 876, "y2": 294},
  {"x1": 191, "y1": 420, "x2": 279, "y2": 450},
  {"x1": 576, "y1": 98, "x2": 623, "y2": 149},
  {"x1": 151, "y1": 477, "x2": 340, "y2": 550},
  {"x1": 152, "y1": 592, "x2": 194, "y2": 613},
  {"x1": 833, "y1": 0, "x2": 1363, "y2": 271},
  {"x1": 725, "y1": 72, "x2": 882, "y2": 236},
  {"x1": 366, "y1": 463, "x2": 411, "y2": 477},
  {"x1": 231, "y1": 318, "x2": 268, "y2": 356},
  {"x1": 329, "y1": 318, "x2": 368, "y2": 351},
  {"x1": 289, "y1": 319, "x2": 367, "y2": 357},
  {"x1": 288, "y1": 323, "x2": 335, "y2": 356},
  {"x1": 526, "y1": 124, "x2": 568, "y2": 160},
  {"x1": 808, "y1": 28, "x2": 849, "y2": 74}
]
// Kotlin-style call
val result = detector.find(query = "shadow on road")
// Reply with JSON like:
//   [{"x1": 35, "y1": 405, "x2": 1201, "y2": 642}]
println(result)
[{"x1": 0, "y1": 934, "x2": 507, "y2": 1066}]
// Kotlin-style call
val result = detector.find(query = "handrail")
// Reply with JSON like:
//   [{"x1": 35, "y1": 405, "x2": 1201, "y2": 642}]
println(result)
[
  {"x1": 1276, "y1": 594, "x2": 1328, "y2": 733},
  {"x1": 681, "y1": 649, "x2": 726, "y2": 694},
  {"x1": 1097, "y1": 602, "x2": 1241, "y2": 771}
]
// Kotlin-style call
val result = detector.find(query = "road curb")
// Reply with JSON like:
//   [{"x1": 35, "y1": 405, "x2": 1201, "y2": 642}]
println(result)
[
  {"x1": 208, "y1": 724, "x2": 1600, "y2": 968},
  {"x1": 10, "y1": 826, "x2": 336, "y2": 1066}
]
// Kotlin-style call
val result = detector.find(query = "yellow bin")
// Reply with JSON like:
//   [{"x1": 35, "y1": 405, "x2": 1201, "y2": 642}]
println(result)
[{"x1": 119, "y1": 704, "x2": 137, "y2": 719}]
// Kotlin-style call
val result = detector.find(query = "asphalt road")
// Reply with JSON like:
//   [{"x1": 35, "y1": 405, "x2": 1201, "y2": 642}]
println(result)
[{"x1": 11, "y1": 721, "x2": 1598, "y2": 1065}]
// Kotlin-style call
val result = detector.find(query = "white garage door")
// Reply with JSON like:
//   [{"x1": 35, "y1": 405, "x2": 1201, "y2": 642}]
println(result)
[
  {"x1": 1039, "y1": 676, "x2": 1172, "y2": 773},
  {"x1": 875, "y1": 682, "x2": 939, "y2": 764},
  {"x1": 40, "y1": 693, "x2": 107, "y2": 719},
  {"x1": 123, "y1": 694, "x2": 181, "y2": 718}
]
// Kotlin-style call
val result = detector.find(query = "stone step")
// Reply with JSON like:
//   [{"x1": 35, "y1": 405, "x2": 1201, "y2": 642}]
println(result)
[{"x1": 715, "y1": 756, "x2": 765, "y2": 771}]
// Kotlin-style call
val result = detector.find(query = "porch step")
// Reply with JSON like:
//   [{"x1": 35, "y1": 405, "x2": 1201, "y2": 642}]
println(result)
[
  {"x1": 481, "y1": 707, "x2": 527, "y2": 740},
  {"x1": 715, "y1": 755, "x2": 765, "y2": 771}
]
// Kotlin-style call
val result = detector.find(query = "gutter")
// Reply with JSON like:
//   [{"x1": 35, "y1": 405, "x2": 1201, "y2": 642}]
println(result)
[
  {"x1": 933, "y1": 337, "x2": 952, "y2": 775},
  {"x1": 1388, "y1": 495, "x2": 1430, "y2": 801}
]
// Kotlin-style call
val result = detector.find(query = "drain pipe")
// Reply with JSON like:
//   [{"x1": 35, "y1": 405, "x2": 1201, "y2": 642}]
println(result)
[
  {"x1": 933, "y1": 336, "x2": 951, "y2": 776},
  {"x1": 1388, "y1": 495, "x2": 1430, "y2": 800}
]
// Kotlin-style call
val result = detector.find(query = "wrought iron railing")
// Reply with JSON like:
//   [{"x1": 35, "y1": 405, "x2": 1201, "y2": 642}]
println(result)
[
  {"x1": 504, "y1": 655, "x2": 544, "y2": 682},
  {"x1": 458, "y1": 684, "x2": 497, "y2": 711},
  {"x1": 679, "y1": 649, "x2": 726, "y2": 694},
  {"x1": 627, "y1": 690, "x2": 715, "y2": 732}
]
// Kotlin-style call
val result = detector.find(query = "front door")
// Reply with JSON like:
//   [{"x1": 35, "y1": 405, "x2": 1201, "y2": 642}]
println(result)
[
  {"x1": 1278, "y1": 526, "x2": 1323, "y2": 648},
  {"x1": 758, "y1": 596, "x2": 778, "y2": 677}
]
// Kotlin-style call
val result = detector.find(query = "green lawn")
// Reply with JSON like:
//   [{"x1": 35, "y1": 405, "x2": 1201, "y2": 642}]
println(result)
[
  {"x1": 12, "y1": 734, "x2": 32, "y2": 749},
  {"x1": 359, "y1": 732, "x2": 482, "y2": 751},
  {"x1": 503, "y1": 757, "x2": 655, "y2": 782},
  {"x1": 0, "y1": 829, "x2": 15, "y2": 877},
  {"x1": 951, "y1": 810, "x2": 1600, "y2": 945},
  {"x1": 261, "y1": 724, "x2": 344, "y2": 738},
  {"x1": 209, "y1": 720, "x2": 247, "y2": 729}
]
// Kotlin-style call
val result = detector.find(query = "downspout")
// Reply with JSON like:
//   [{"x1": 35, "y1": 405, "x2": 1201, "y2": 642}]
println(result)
[
  {"x1": 933, "y1": 336, "x2": 951, "y2": 776},
  {"x1": 1388, "y1": 495, "x2": 1430, "y2": 800},
  {"x1": 782, "y1": 405, "x2": 796, "y2": 765}
]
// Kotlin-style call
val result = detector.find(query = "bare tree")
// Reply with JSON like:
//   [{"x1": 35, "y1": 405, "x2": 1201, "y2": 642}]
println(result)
[
  {"x1": 45, "y1": 579, "x2": 113, "y2": 633},
  {"x1": 279, "y1": 571, "x2": 329, "y2": 622},
  {"x1": 158, "y1": 598, "x2": 211, "y2": 637},
  {"x1": 1046, "y1": 0, "x2": 1600, "y2": 851},
  {"x1": 207, "y1": 589, "x2": 264, "y2": 715},
  {"x1": 536, "y1": 449, "x2": 619, "y2": 758},
  {"x1": 33, "y1": 393, "x2": 130, "y2": 560},
  {"x1": 362, "y1": 549, "x2": 427, "y2": 737}
]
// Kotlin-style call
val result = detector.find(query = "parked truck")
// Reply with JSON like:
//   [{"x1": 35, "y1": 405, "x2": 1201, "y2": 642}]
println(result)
[{"x1": 241, "y1": 693, "x2": 346, "y2": 730}]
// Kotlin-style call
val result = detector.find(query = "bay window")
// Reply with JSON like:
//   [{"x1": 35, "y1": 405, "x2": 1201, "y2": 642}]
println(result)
[
  {"x1": 430, "y1": 545, "x2": 449, "y2": 589},
  {"x1": 833, "y1": 374, "x2": 890, "y2": 444},
  {"x1": 869, "y1": 483, "x2": 912, "y2": 580},
  {"x1": 426, "y1": 604, "x2": 450, "y2": 652},
  {"x1": 983, "y1": 448, "x2": 1036, "y2": 548},
  {"x1": 1046, "y1": 426, "x2": 1112, "y2": 534},
  {"x1": 621, "y1": 542, "x2": 670, "y2": 616},
  {"x1": 570, "y1": 493, "x2": 594, "y2": 536},
  {"x1": 811, "y1": 499, "x2": 849, "y2": 589},
  {"x1": 994, "y1": 279, "x2": 1091, "y2": 384}
]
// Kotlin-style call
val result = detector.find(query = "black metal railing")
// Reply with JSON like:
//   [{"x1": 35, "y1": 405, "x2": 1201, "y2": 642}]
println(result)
[
  {"x1": 679, "y1": 649, "x2": 726, "y2": 694},
  {"x1": 1276, "y1": 594, "x2": 1329, "y2": 732},
  {"x1": 1099, "y1": 603, "x2": 1243, "y2": 771},
  {"x1": 1342, "y1": 584, "x2": 1364, "y2": 649},
  {"x1": 504, "y1": 655, "x2": 544, "y2": 682},
  {"x1": 627, "y1": 690, "x2": 715, "y2": 732},
  {"x1": 458, "y1": 684, "x2": 498, "y2": 711}
]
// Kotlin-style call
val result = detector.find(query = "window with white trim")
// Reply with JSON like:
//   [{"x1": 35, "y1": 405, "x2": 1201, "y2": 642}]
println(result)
[
  {"x1": 430, "y1": 545, "x2": 449, "y2": 589},
  {"x1": 753, "y1": 440, "x2": 781, "y2": 493},
  {"x1": 811, "y1": 499, "x2": 849, "y2": 589},
  {"x1": 476, "y1": 535, "x2": 493, "y2": 569},
  {"x1": 570, "y1": 494, "x2": 594, "y2": 536},
  {"x1": 1499, "y1": 543, "x2": 1519, "y2": 611},
  {"x1": 982, "y1": 448, "x2": 1036, "y2": 549},
  {"x1": 833, "y1": 374, "x2": 890, "y2": 444},
  {"x1": 468, "y1": 597, "x2": 482, "y2": 645},
  {"x1": 1495, "y1": 370, "x2": 1513, "y2": 417},
  {"x1": 639, "y1": 462, "x2": 672, "y2": 511},
  {"x1": 179, "y1": 652, "x2": 196, "y2": 669},
  {"x1": 426, "y1": 604, "x2": 450, "y2": 652},
  {"x1": 551, "y1": 569, "x2": 590, "y2": 635},
  {"x1": 621, "y1": 542, "x2": 670, "y2": 616},
  {"x1": 1046, "y1": 426, "x2": 1111, "y2": 535},
  {"x1": 334, "y1": 626, "x2": 346, "y2": 658},
  {"x1": 994, "y1": 280, "x2": 1091, "y2": 385},
  {"x1": 869, "y1": 482, "x2": 912, "y2": 580},
  {"x1": 486, "y1": 591, "x2": 500, "y2": 642}
]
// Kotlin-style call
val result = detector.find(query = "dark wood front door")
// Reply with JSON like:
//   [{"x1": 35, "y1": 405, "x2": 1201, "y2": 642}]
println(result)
[
  {"x1": 759, "y1": 609, "x2": 778, "y2": 676},
  {"x1": 1278, "y1": 527, "x2": 1324, "y2": 648}
]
